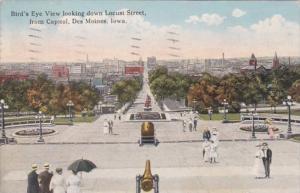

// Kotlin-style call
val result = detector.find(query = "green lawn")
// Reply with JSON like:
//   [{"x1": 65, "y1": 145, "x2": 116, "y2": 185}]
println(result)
[
  {"x1": 291, "y1": 136, "x2": 300, "y2": 142},
  {"x1": 198, "y1": 113, "x2": 241, "y2": 121},
  {"x1": 272, "y1": 109, "x2": 300, "y2": 116},
  {"x1": 53, "y1": 116, "x2": 97, "y2": 125}
]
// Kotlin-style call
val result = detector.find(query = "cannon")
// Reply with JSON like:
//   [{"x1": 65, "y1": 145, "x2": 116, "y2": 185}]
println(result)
[
  {"x1": 138, "y1": 122, "x2": 158, "y2": 146},
  {"x1": 136, "y1": 160, "x2": 159, "y2": 193}
]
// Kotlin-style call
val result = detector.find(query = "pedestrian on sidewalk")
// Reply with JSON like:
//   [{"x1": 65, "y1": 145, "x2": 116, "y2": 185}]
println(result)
[
  {"x1": 50, "y1": 168, "x2": 66, "y2": 193},
  {"x1": 202, "y1": 139, "x2": 210, "y2": 162},
  {"x1": 188, "y1": 118, "x2": 193, "y2": 132},
  {"x1": 119, "y1": 114, "x2": 121, "y2": 120},
  {"x1": 202, "y1": 127, "x2": 211, "y2": 141},
  {"x1": 253, "y1": 142, "x2": 265, "y2": 179},
  {"x1": 66, "y1": 170, "x2": 81, "y2": 193},
  {"x1": 262, "y1": 143, "x2": 272, "y2": 178},
  {"x1": 182, "y1": 119, "x2": 186, "y2": 132},
  {"x1": 103, "y1": 119, "x2": 109, "y2": 135},
  {"x1": 38, "y1": 163, "x2": 53, "y2": 193},
  {"x1": 27, "y1": 164, "x2": 40, "y2": 193},
  {"x1": 211, "y1": 128, "x2": 219, "y2": 146},
  {"x1": 209, "y1": 140, "x2": 218, "y2": 163},
  {"x1": 109, "y1": 120, "x2": 114, "y2": 134},
  {"x1": 193, "y1": 118, "x2": 198, "y2": 131},
  {"x1": 114, "y1": 114, "x2": 116, "y2": 120},
  {"x1": 265, "y1": 119, "x2": 275, "y2": 139}
]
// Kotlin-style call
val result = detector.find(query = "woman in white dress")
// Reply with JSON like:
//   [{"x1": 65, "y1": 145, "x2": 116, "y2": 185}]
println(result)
[
  {"x1": 211, "y1": 128, "x2": 219, "y2": 146},
  {"x1": 50, "y1": 168, "x2": 66, "y2": 193},
  {"x1": 253, "y1": 143, "x2": 265, "y2": 179},
  {"x1": 66, "y1": 170, "x2": 81, "y2": 193},
  {"x1": 103, "y1": 119, "x2": 109, "y2": 135},
  {"x1": 209, "y1": 140, "x2": 218, "y2": 163},
  {"x1": 202, "y1": 139, "x2": 211, "y2": 162},
  {"x1": 188, "y1": 118, "x2": 193, "y2": 132}
]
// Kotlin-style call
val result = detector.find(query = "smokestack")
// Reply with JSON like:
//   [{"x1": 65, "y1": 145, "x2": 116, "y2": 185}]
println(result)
[{"x1": 222, "y1": 52, "x2": 224, "y2": 66}]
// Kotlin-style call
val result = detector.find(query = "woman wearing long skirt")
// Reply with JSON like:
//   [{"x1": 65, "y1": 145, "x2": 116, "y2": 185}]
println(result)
[
  {"x1": 202, "y1": 139, "x2": 211, "y2": 162},
  {"x1": 253, "y1": 143, "x2": 265, "y2": 179},
  {"x1": 50, "y1": 168, "x2": 66, "y2": 193},
  {"x1": 66, "y1": 170, "x2": 81, "y2": 193},
  {"x1": 209, "y1": 141, "x2": 218, "y2": 163},
  {"x1": 103, "y1": 119, "x2": 109, "y2": 135}
]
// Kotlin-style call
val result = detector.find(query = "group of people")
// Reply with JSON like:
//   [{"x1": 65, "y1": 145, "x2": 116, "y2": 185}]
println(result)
[
  {"x1": 202, "y1": 127, "x2": 219, "y2": 163},
  {"x1": 182, "y1": 112, "x2": 198, "y2": 132},
  {"x1": 114, "y1": 114, "x2": 122, "y2": 120},
  {"x1": 27, "y1": 163, "x2": 81, "y2": 193},
  {"x1": 103, "y1": 119, "x2": 114, "y2": 135},
  {"x1": 254, "y1": 142, "x2": 272, "y2": 179}
]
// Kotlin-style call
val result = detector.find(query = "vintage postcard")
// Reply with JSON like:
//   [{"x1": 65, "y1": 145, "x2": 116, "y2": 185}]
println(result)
[{"x1": 0, "y1": 1, "x2": 300, "y2": 193}]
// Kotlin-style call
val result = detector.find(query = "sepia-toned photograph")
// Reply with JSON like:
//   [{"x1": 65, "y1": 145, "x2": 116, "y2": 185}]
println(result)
[{"x1": 0, "y1": 1, "x2": 300, "y2": 193}]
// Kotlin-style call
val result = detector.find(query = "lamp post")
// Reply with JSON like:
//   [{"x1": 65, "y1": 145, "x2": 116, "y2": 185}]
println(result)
[
  {"x1": 221, "y1": 99, "x2": 228, "y2": 122},
  {"x1": 283, "y1": 95, "x2": 293, "y2": 135},
  {"x1": 66, "y1": 100, "x2": 74, "y2": 122},
  {"x1": 0, "y1": 99, "x2": 9, "y2": 143},
  {"x1": 192, "y1": 98, "x2": 197, "y2": 112},
  {"x1": 251, "y1": 111, "x2": 257, "y2": 139},
  {"x1": 35, "y1": 111, "x2": 45, "y2": 143}
]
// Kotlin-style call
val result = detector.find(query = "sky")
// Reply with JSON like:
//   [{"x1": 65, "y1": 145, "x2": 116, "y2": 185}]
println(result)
[{"x1": 0, "y1": 0, "x2": 300, "y2": 62}]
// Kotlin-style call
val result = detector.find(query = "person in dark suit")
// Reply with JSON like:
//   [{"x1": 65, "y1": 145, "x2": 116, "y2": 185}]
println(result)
[
  {"x1": 39, "y1": 163, "x2": 53, "y2": 193},
  {"x1": 27, "y1": 164, "x2": 40, "y2": 193},
  {"x1": 262, "y1": 143, "x2": 272, "y2": 178},
  {"x1": 202, "y1": 127, "x2": 211, "y2": 140}
]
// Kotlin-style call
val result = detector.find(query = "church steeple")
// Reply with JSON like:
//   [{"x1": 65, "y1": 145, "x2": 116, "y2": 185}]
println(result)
[
  {"x1": 249, "y1": 53, "x2": 257, "y2": 71},
  {"x1": 272, "y1": 52, "x2": 280, "y2": 69}
]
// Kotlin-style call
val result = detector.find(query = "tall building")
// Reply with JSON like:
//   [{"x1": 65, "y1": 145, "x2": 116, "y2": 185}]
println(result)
[
  {"x1": 70, "y1": 63, "x2": 86, "y2": 74},
  {"x1": 272, "y1": 52, "x2": 280, "y2": 69},
  {"x1": 249, "y1": 53, "x2": 257, "y2": 70},
  {"x1": 147, "y1": 56, "x2": 157, "y2": 69}
]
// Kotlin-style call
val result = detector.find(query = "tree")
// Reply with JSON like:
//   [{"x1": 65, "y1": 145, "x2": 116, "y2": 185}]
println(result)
[
  {"x1": 150, "y1": 75, "x2": 177, "y2": 101},
  {"x1": 187, "y1": 73, "x2": 219, "y2": 110},
  {"x1": 26, "y1": 74, "x2": 55, "y2": 112},
  {"x1": 241, "y1": 74, "x2": 267, "y2": 111},
  {"x1": 149, "y1": 66, "x2": 168, "y2": 83},
  {"x1": 111, "y1": 77, "x2": 142, "y2": 105},
  {"x1": 267, "y1": 78, "x2": 285, "y2": 113},
  {"x1": 289, "y1": 79, "x2": 300, "y2": 103},
  {"x1": 0, "y1": 80, "x2": 31, "y2": 113}
]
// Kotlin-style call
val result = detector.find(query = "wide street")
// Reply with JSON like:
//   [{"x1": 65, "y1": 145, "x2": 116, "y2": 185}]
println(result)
[{"x1": 1, "y1": 68, "x2": 300, "y2": 193}]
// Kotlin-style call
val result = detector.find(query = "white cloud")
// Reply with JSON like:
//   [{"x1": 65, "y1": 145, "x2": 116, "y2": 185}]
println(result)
[
  {"x1": 1, "y1": 13, "x2": 300, "y2": 62},
  {"x1": 185, "y1": 13, "x2": 226, "y2": 26},
  {"x1": 232, "y1": 8, "x2": 246, "y2": 18},
  {"x1": 185, "y1": 15, "x2": 200, "y2": 24}
]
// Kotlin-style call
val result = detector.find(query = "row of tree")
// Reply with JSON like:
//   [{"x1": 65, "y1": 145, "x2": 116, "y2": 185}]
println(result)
[
  {"x1": 0, "y1": 74, "x2": 100, "y2": 115},
  {"x1": 111, "y1": 76, "x2": 143, "y2": 105},
  {"x1": 149, "y1": 67, "x2": 194, "y2": 101},
  {"x1": 149, "y1": 66, "x2": 300, "y2": 113}
]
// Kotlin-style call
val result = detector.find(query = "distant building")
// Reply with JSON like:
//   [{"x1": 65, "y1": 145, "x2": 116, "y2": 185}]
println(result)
[
  {"x1": 124, "y1": 66, "x2": 144, "y2": 75},
  {"x1": 70, "y1": 63, "x2": 86, "y2": 74},
  {"x1": 52, "y1": 65, "x2": 69, "y2": 78},
  {"x1": 147, "y1": 56, "x2": 157, "y2": 69},
  {"x1": 272, "y1": 52, "x2": 280, "y2": 69},
  {"x1": 249, "y1": 53, "x2": 257, "y2": 70},
  {"x1": 0, "y1": 73, "x2": 29, "y2": 84}
]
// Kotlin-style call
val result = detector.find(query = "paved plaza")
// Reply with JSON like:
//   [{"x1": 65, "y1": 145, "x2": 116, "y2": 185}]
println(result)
[{"x1": 1, "y1": 72, "x2": 300, "y2": 193}]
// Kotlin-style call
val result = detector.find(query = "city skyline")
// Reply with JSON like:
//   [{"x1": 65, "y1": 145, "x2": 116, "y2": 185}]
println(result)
[{"x1": 0, "y1": 1, "x2": 300, "y2": 62}]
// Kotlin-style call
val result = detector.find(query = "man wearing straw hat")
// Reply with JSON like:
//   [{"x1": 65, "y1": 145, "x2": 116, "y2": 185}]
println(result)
[
  {"x1": 39, "y1": 163, "x2": 53, "y2": 193},
  {"x1": 27, "y1": 164, "x2": 40, "y2": 193},
  {"x1": 262, "y1": 142, "x2": 272, "y2": 178}
]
